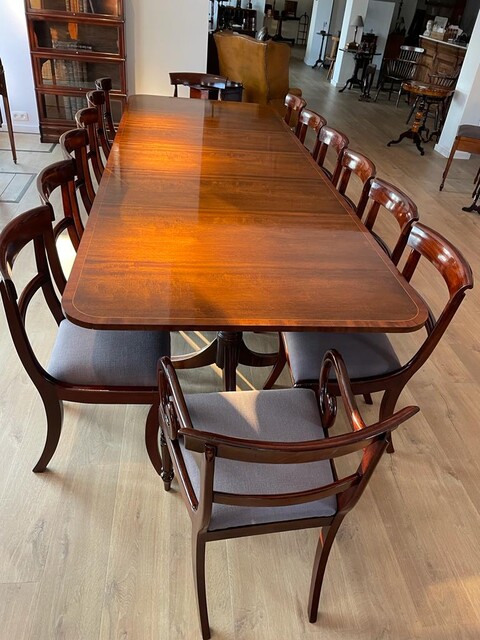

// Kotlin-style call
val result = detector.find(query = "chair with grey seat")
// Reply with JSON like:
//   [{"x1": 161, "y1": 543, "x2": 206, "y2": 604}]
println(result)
[
  {"x1": 158, "y1": 350, "x2": 419, "y2": 640},
  {"x1": 263, "y1": 224, "x2": 473, "y2": 453},
  {"x1": 0, "y1": 204, "x2": 170, "y2": 473}
]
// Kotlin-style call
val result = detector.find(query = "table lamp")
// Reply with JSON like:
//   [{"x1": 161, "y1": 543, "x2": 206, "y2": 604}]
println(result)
[{"x1": 348, "y1": 15, "x2": 364, "y2": 49}]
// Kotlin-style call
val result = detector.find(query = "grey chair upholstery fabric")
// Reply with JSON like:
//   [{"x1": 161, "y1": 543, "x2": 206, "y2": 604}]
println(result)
[
  {"x1": 48, "y1": 319, "x2": 170, "y2": 386},
  {"x1": 181, "y1": 388, "x2": 337, "y2": 531},
  {"x1": 284, "y1": 332, "x2": 401, "y2": 383},
  {"x1": 457, "y1": 124, "x2": 480, "y2": 139}
]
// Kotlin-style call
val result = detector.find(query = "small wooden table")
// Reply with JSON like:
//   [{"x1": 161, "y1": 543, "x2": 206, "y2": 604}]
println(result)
[
  {"x1": 387, "y1": 80, "x2": 454, "y2": 155},
  {"x1": 63, "y1": 96, "x2": 427, "y2": 390}
]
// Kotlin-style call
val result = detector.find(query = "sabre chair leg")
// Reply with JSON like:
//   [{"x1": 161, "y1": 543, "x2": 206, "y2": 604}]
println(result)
[
  {"x1": 379, "y1": 386, "x2": 403, "y2": 454},
  {"x1": 33, "y1": 395, "x2": 64, "y2": 472},
  {"x1": 193, "y1": 534, "x2": 211, "y2": 640},
  {"x1": 440, "y1": 138, "x2": 459, "y2": 191},
  {"x1": 308, "y1": 519, "x2": 343, "y2": 623}
]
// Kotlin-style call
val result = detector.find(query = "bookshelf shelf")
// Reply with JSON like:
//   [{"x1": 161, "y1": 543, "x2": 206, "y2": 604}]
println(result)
[{"x1": 25, "y1": 0, "x2": 126, "y2": 142}]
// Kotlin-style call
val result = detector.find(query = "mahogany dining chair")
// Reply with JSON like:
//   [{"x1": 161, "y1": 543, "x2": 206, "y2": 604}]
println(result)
[
  {"x1": 158, "y1": 350, "x2": 418, "y2": 639},
  {"x1": 264, "y1": 224, "x2": 473, "y2": 452},
  {"x1": 333, "y1": 148, "x2": 376, "y2": 212},
  {"x1": 0, "y1": 204, "x2": 170, "y2": 474}
]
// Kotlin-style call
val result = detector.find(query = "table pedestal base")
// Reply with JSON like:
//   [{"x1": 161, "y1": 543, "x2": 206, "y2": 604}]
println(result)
[{"x1": 172, "y1": 331, "x2": 279, "y2": 391}]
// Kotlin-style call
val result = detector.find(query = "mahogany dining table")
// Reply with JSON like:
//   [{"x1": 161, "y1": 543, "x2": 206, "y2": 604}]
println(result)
[{"x1": 62, "y1": 95, "x2": 427, "y2": 390}]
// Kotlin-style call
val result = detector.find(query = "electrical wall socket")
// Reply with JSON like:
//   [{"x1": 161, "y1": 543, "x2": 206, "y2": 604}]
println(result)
[{"x1": 12, "y1": 111, "x2": 29, "y2": 121}]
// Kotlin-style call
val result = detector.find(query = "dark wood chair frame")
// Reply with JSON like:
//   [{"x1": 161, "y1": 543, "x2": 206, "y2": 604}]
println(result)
[
  {"x1": 333, "y1": 148, "x2": 376, "y2": 212},
  {"x1": 37, "y1": 158, "x2": 87, "y2": 249},
  {"x1": 169, "y1": 72, "x2": 228, "y2": 99},
  {"x1": 264, "y1": 224, "x2": 473, "y2": 436},
  {"x1": 284, "y1": 92, "x2": 307, "y2": 126},
  {"x1": 59, "y1": 127, "x2": 96, "y2": 217},
  {"x1": 94, "y1": 76, "x2": 116, "y2": 143},
  {"x1": 75, "y1": 106, "x2": 107, "y2": 182},
  {"x1": 158, "y1": 351, "x2": 418, "y2": 640},
  {"x1": 0, "y1": 204, "x2": 168, "y2": 474},
  {"x1": 356, "y1": 176, "x2": 419, "y2": 265},
  {"x1": 374, "y1": 46, "x2": 424, "y2": 106},
  {"x1": 294, "y1": 108, "x2": 327, "y2": 145},
  {"x1": 312, "y1": 125, "x2": 349, "y2": 183},
  {"x1": 86, "y1": 89, "x2": 112, "y2": 157}
]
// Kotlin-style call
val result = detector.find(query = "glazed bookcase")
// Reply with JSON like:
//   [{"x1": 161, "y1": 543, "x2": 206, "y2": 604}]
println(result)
[{"x1": 24, "y1": 0, "x2": 126, "y2": 142}]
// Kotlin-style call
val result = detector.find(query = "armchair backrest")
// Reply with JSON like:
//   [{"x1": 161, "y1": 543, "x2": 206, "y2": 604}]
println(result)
[{"x1": 213, "y1": 30, "x2": 292, "y2": 104}]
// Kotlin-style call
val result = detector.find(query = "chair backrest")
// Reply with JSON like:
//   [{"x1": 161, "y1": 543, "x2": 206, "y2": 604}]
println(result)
[
  {"x1": 312, "y1": 125, "x2": 349, "y2": 182},
  {"x1": 284, "y1": 92, "x2": 307, "y2": 125},
  {"x1": 59, "y1": 127, "x2": 96, "y2": 215},
  {"x1": 294, "y1": 108, "x2": 326, "y2": 144},
  {"x1": 94, "y1": 76, "x2": 116, "y2": 142},
  {"x1": 399, "y1": 45, "x2": 424, "y2": 62},
  {"x1": 334, "y1": 148, "x2": 376, "y2": 212},
  {"x1": 37, "y1": 158, "x2": 85, "y2": 250},
  {"x1": 75, "y1": 106, "x2": 105, "y2": 182},
  {"x1": 159, "y1": 351, "x2": 418, "y2": 522},
  {"x1": 213, "y1": 30, "x2": 293, "y2": 104},
  {"x1": 0, "y1": 205, "x2": 66, "y2": 385},
  {"x1": 398, "y1": 222, "x2": 473, "y2": 374},
  {"x1": 169, "y1": 72, "x2": 227, "y2": 97},
  {"x1": 428, "y1": 72, "x2": 458, "y2": 88},
  {"x1": 356, "y1": 176, "x2": 419, "y2": 265},
  {"x1": 86, "y1": 89, "x2": 112, "y2": 157}
]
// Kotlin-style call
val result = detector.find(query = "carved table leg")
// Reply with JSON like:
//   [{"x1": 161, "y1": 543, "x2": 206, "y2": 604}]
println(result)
[{"x1": 387, "y1": 94, "x2": 426, "y2": 156}]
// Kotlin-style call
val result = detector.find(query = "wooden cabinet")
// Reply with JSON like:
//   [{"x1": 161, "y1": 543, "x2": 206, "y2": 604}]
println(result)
[
  {"x1": 24, "y1": 0, "x2": 126, "y2": 142},
  {"x1": 418, "y1": 36, "x2": 466, "y2": 82}
]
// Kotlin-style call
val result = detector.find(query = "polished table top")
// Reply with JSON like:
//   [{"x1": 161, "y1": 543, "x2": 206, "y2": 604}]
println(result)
[{"x1": 63, "y1": 95, "x2": 427, "y2": 334}]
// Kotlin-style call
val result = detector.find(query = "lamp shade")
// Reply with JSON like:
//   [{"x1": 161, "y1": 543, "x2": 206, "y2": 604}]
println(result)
[{"x1": 351, "y1": 15, "x2": 364, "y2": 27}]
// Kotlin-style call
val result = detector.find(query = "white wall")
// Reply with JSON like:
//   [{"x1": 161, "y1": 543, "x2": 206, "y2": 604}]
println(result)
[
  {"x1": 436, "y1": 10, "x2": 480, "y2": 158},
  {"x1": 364, "y1": 0, "x2": 395, "y2": 78},
  {"x1": 125, "y1": 0, "x2": 209, "y2": 96},
  {"x1": 304, "y1": 0, "x2": 335, "y2": 66},
  {"x1": 0, "y1": 0, "x2": 38, "y2": 133}
]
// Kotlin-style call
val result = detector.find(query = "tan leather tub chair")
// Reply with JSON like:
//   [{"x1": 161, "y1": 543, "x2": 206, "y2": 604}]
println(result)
[{"x1": 213, "y1": 31, "x2": 302, "y2": 114}]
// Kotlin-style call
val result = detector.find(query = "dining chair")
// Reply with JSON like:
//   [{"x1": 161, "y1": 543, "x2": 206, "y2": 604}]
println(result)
[
  {"x1": 75, "y1": 106, "x2": 106, "y2": 182},
  {"x1": 86, "y1": 89, "x2": 112, "y2": 157},
  {"x1": 374, "y1": 45, "x2": 424, "y2": 106},
  {"x1": 0, "y1": 204, "x2": 170, "y2": 473},
  {"x1": 158, "y1": 350, "x2": 418, "y2": 640},
  {"x1": 169, "y1": 72, "x2": 228, "y2": 99},
  {"x1": 37, "y1": 159, "x2": 86, "y2": 249},
  {"x1": 294, "y1": 108, "x2": 326, "y2": 148},
  {"x1": 333, "y1": 148, "x2": 376, "y2": 212},
  {"x1": 356, "y1": 176, "x2": 418, "y2": 265},
  {"x1": 94, "y1": 76, "x2": 116, "y2": 143},
  {"x1": 312, "y1": 125, "x2": 349, "y2": 183},
  {"x1": 59, "y1": 127, "x2": 97, "y2": 216},
  {"x1": 264, "y1": 224, "x2": 473, "y2": 449},
  {"x1": 284, "y1": 92, "x2": 307, "y2": 126},
  {"x1": 439, "y1": 124, "x2": 480, "y2": 191}
]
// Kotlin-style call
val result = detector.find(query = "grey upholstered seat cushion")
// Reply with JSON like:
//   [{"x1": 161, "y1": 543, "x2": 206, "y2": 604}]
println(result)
[
  {"x1": 181, "y1": 388, "x2": 337, "y2": 531},
  {"x1": 457, "y1": 124, "x2": 480, "y2": 139},
  {"x1": 284, "y1": 332, "x2": 401, "y2": 384},
  {"x1": 48, "y1": 319, "x2": 170, "y2": 387}
]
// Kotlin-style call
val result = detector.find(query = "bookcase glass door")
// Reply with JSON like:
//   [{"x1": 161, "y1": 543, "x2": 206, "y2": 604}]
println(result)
[
  {"x1": 34, "y1": 57, "x2": 123, "y2": 91},
  {"x1": 27, "y1": 1, "x2": 121, "y2": 17}
]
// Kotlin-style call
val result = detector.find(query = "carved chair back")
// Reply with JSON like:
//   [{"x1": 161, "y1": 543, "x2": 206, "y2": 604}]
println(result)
[
  {"x1": 334, "y1": 148, "x2": 376, "y2": 212},
  {"x1": 75, "y1": 106, "x2": 106, "y2": 182},
  {"x1": 356, "y1": 177, "x2": 419, "y2": 265},
  {"x1": 284, "y1": 92, "x2": 306, "y2": 126},
  {"x1": 294, "y1": 108, "x2": 326, "y2": 145},
  {"x1": 94, "y1": 76, "x2": 116, "y2": 142},
  {"x1": 312, "y1": 125, "x2": 349, "y2": 182},
  {"x1": 59, "y1": 127, "x2": 96, "y2": 215},
  {"x1": 86, "y1": 89, "x2": 112, "y2": 157}
]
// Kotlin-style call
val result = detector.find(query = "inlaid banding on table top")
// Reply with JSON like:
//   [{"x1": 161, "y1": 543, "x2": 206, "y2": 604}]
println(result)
[{"x1": 63, "y1": 95, "x2": 428, "y2": 335}]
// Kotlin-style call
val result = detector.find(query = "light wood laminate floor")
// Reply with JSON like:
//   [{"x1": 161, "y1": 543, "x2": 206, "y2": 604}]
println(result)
[{"x1": 0, "y1": 57, "x2": 479, "y2": 639}]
